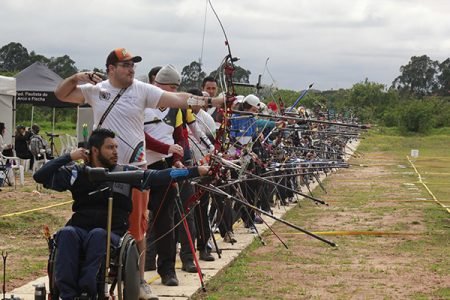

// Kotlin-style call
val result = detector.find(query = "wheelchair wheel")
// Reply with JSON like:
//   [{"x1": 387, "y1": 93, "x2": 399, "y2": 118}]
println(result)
[
  {"x1": 47, "y1": 236, "x2": 60, "y2": 300},
  {"x1": 116, "y1": 233, "x2": 140, "y2": 300}
]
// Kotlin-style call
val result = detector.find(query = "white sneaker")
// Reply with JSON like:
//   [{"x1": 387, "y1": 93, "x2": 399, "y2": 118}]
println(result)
[
  {"x1": 248, "y1": 226, "x2": 257, "y2": 234},
  {"x1": 140, "y1": 280, "x2": 159, "y2": 300},
  {"x1": 207, "y1": 239, "x2": 216, "y2": 252}
]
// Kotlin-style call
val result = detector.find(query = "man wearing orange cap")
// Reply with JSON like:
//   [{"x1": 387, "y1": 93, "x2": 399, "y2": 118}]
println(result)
[{"x1": 55, "y1": 48, "x2": 225, "y2": 299}]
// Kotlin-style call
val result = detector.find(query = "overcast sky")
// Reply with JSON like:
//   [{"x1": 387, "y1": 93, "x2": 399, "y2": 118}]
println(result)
[{"x1": 1, "y1": 0, "x2": 449, "y2": 91}]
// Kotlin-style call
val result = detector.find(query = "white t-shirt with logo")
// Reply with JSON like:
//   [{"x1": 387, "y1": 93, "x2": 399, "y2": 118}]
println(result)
[
  {"x1": 189, "y1": 109, "x2": 216, "y2": 162},
  {"x1": 143, "y1": 108, "x2": 175, "y2": 165},
  {"x1": 79, "y1": 79, "x2": 164, "y2": 165}
]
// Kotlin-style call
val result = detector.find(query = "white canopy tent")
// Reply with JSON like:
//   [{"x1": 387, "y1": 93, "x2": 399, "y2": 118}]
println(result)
[{"x1": 0, "y1": 75, "x2": 17, "y2": 145}]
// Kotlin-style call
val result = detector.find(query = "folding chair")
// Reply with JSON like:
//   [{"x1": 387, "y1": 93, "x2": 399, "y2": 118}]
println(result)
[
  {"x1": 31, "y1": 150, "x2": 49, "y2": 191},
  {"x1": 70, "y1": 135, "x2": 79, "y2": 150},
  {"x1": 0, "y1": 162, "x2": 11, "y2": 187},
  {"x1": 0, "y1": 153, "x2": 25, "y2": 187},
  {"x1": 59, "y1": 134, "x2": 70, "y2": 155},
  {"x1": 13, "y1": 149, "x2": 31, "y2": 173},
  {"x1": 32, "y1": 150, "x2": 48, "y2": 175}
]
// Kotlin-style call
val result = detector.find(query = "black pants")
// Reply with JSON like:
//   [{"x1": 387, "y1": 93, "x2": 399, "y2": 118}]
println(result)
[
  {"x1": 255, "y1": 167, "x2": 271, "y2": 212},
  {"x1": 234, "y1": 180, "x2": 256, "y2": 228},
  {"x1": 174, "y1": 180, "x2": 196, "y2": 262},
  {"x1": 195, "y1": 191, "x2": 211, "y2": 251},
  {"x1": 211, "y1": 190, "x2": 234, "y2": 237},
  {"x1": 146, "y1": 158, "x2": 176, "y2": 276}
]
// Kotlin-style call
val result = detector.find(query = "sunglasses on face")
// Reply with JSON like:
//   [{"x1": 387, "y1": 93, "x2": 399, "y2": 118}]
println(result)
[{"x1": 116, "y1": 62, "x2": 136, "y2": 69}]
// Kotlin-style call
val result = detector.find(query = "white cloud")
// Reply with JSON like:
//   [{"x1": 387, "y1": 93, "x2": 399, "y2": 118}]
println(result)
[{"x1": 0, "y1": 0, "x2": 448, "y2": 90}]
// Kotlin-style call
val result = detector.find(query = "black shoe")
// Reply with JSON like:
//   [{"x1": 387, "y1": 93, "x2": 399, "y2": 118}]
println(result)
[
  {"x1": 199, "y1": 249, "x2": 215, "y2": 261},
  {"x1": 223, "y1": 232, "x2": 237, "y2": 244},
  {"x1": 181, "y1": 260, "x2": 197, "y2": 273},
  {"x1": 161, "y1": 273, "x2": 179, "y2": 286}
]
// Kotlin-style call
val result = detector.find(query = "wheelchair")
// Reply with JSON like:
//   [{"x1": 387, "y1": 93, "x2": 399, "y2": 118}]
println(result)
[{"x1": 47, "y1": 231, "x2": 140, "y2": 300}]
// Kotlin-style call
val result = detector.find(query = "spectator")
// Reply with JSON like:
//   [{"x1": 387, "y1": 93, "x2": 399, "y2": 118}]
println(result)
[
  {"x1": 0, "y1": 122, "x2": 14, "y2": 187},
  {"x1": 0, "y1": 122, "x2": 13, "y2": 156},
  {"x1": 15, "y1": 125, "x2": 34, "y2": 170},
  {"x1": 29, "y1": 124, "x2": 54, "y2": 160}
]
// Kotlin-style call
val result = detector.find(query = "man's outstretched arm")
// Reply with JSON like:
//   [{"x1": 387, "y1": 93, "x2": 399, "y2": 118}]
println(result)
[{"x1": 142, "y1": 166, "x2": 209, "y2": 189}]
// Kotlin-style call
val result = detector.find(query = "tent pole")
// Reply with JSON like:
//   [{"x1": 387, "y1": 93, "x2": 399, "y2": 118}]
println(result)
[
  {"x1": 31, "y1": 106, "x2": 34, "y2": 127},
  {"x1": 12, "y1": 96, "x2": 16, "y2": 147},
  {"x1": 52, "y1": 107, "x2": 55, "y2": 133}
]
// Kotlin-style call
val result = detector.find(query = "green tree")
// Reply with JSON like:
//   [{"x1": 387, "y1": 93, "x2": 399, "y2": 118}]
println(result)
[
  {"x1": 29, "y1": 50, "x2": 50, "y2": 65},
  {"x1": 348, "y1": 79, "x2": 387, "y2": 122},
  {"x1": 209, "y1": 64, "x2": 251, "y2": 84},
  {"x1": 47, "y1": 55, "x2": 78, "y2": 78},
  {"x1": 0, "y1": 42, "x2": 30, "y2": 72},
  {"x1": 233, "y1": 65, "x2": 251, "y2": 83},
  {"x1": 180, "y1": 61, "x2": 206, "y2": 91},
  {"x1": 319, "y1": 89, "x2": 351, "y2": 115},
  {"x1": 437, "y1": 58, "x2": 450, "y2": 96},
  {"x1": 392, "y1": 55, "x2": 439, "y2": 97}
]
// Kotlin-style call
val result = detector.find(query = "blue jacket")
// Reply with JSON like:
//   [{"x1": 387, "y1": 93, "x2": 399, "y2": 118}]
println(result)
[{"x1": 33, "y1": 154, "x2": 200, "y2": 235}]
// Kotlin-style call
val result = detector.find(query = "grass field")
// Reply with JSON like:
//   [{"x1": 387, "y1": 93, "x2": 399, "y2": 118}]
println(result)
[
  {"x1": 0, "y1": 121, "x2": 77, "y2": 288},
  {"x1": 192, "y1": 128, "x2": 450, "y2": 299},
  {"x1": 33, "y1": 120, "x2": 77, "y2": 155},
  {"x1": 0, "y1": 128, "x2": 449, "y2": 298}
]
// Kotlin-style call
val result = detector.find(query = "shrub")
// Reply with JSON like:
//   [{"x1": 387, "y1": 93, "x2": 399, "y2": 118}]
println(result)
[
  {"x1": 398, "y1": 100, "x2": 435, "y2": 133},
  {"x1": 382, "y1": 108, "x2": 400, "y2": 127}
]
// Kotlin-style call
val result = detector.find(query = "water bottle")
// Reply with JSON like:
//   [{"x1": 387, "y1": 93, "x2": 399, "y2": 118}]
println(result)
[{"x1": 33, "y1": 283, "x2": 46, "y2": 300}]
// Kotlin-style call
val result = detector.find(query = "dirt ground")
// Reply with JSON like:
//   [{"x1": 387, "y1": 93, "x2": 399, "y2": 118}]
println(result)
[
  {"x1": 0, "y1": 175, "x2": 72, "y2": 290},
  {"x1": 194, "y1": 150, "x2": 450, "y2": 299},
  {"x1": 262, "y1": 156, "x2": 447, "y2": 298},
  {"x1": 1, "y1": 148, "x2": 450, "y2": 299}
]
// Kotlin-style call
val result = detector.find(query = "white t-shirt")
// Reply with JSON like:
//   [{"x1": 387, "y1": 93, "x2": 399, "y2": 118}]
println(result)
[
  {"x1": 143, "y1": 108, "x2": 175, "y2": 165},
  {"x1": 79, "y1": 79, "x2": 164, "y2": 165},
  {"x1": 207, "y1": 107, "x2": 222, "y2": 129},
  {"x1": 0, "y1": 134, "x2": 6, "y2": 153},
  {"x1": 188, "y1": 109, "x2": 216, "y2": 162}
]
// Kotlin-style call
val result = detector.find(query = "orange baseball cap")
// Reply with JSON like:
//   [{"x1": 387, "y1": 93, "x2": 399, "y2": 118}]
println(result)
[{"x1": 106, "y1": 48, "x2": 142, "y2": 68}]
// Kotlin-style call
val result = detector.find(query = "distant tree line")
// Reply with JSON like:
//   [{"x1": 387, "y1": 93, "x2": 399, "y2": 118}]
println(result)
[
  {"x1": 0, "y1": 42, "x2": 449, "y2": 134},
  {"x1": 262, "y1": 55, "x2": 450, "y2": 134},
  {"x1": 0, "y1": 42, "x2": 79, "y2": 78}
]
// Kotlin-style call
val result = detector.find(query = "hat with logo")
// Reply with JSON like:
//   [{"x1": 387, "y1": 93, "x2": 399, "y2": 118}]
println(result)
[
  {"x1": 243, "y1": 94, "x2": 261, "y2": 107},
  {"x1": 155, "y1": 64, "x2": 181, "y2": 86},
  {"x1": 106, "y1": 48, "x2": 142, "y2": 68}
]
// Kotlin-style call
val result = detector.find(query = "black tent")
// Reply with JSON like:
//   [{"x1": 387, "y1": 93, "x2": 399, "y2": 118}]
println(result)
[
  {"x1": 15, "y1": 62, "x2": 75, "y2": 108},
  {"x1": 15, "y1": 62, "x2": 77, "y2": 133}
]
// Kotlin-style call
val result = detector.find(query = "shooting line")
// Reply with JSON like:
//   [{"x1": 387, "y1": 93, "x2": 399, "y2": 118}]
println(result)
[{"x1": 407, "y1": 156, "x2": 450, "y2": 214}]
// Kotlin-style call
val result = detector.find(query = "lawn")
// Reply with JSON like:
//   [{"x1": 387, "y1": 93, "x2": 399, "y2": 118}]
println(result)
[{"x1": 192, "y1": 128, "x2": 450, "y2": 299}]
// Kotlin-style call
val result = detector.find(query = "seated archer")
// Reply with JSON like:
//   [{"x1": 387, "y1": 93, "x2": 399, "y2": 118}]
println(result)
[{"x1": 33, "y1": 128, "x2": 208, "y2": 300}]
